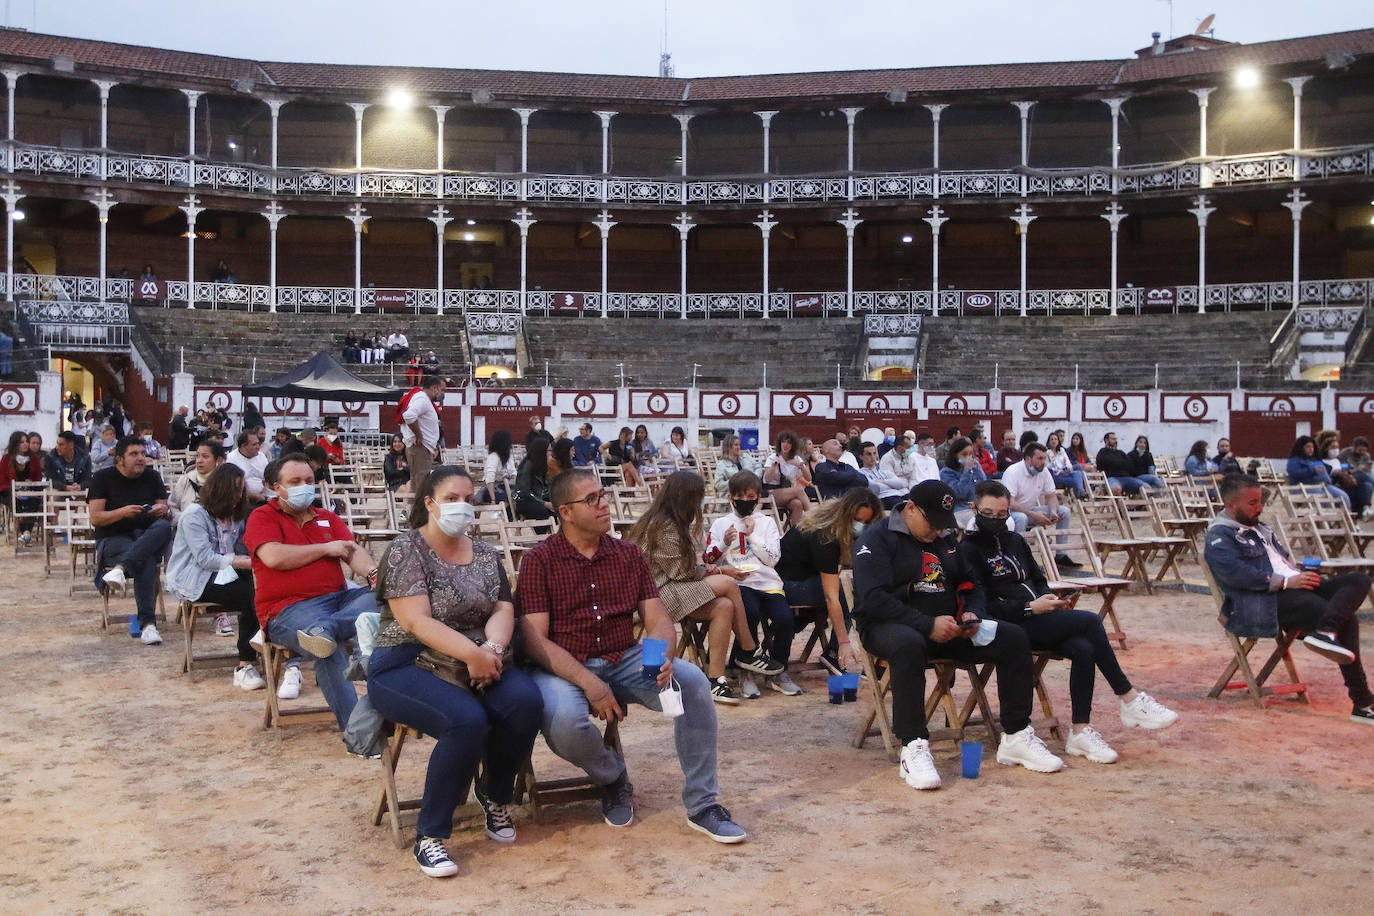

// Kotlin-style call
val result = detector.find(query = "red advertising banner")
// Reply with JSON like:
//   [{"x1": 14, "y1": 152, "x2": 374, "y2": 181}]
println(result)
[{"x1": 373, "y1": 289, "x2": 408, "y2": 312}]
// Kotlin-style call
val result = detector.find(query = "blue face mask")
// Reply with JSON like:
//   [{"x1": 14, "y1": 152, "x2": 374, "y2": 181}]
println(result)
[
  {"x1": 852, "y1": 520, "x2": 866, "y2": 536},
  {"x1": 281, "y1": 483, "x2": 315, "y2": 511},
  {"x1": 1027, "y1": 464, "x2": 1043, "y2": 475}
]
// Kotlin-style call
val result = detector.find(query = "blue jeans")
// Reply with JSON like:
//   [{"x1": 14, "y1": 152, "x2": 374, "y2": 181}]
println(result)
[
  {"x1": 367, "y1": 642, "x2": 543, "y2": 840},
  {"x1": 740, "y1": 586, "x2": 795, "y2": 667},
  {"x1": 782, "y1": 575, "x2": 849, "y2": 653},
  {"x1": 1137, "y1": 474, "x2": 1166, "y2": 490},
  {"x1": 1052, "y1": 470, "x2": 1087, "y2": 499},
  {"x1": 1107, "y1": 476, "x2": 1145, "y2": 495},
  {"x1": 97, "y1": 519, "x2": 173, "y2": 625},
  {"x1": 267, "y1": 587, "x2": 380, "y2": 729},
  {"x1": 527, "y1": 644, "x2": 719, "y2": 816},
  {"x1": 1353, "y1": 471, "x2": 1374, "y2": 515}
]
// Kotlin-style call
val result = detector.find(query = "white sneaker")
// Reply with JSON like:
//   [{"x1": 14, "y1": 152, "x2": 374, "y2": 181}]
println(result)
[
  {"x1": 18, "y1": 530, "x2": 31, "y2": 546},
  {"x1": 899, "y1": 738, "x2": 941, "y2": 790},
  {"x1": 766, "y1": 672, "x2": 803, "y2": 696},
  {"x1": 1064, "y1": 726, "x2": 1119, "y2": 764},
  {"x1": 234, "y1": 665, "x2": 266, "y2": 691},
  {"x1": 277, "y1": 664, "x2": 303, "y2": 700},
  {"x1": 996, "y1": 725, "x2": 1064, "y2": 773},
  {"x1": 738, "y1": 672, "x2": 761, "y2": 699},
  {"x1": 214, "y1": 613, "x2": 234, "y2": 637},
  {"x1": 102, "y1": 566, "x2": 128, "y2": 590},
  {"x1": 1120, "y1": 692, "x2": 1179, "y2": 730},
  {"x1": 140, "y1": 624, "x2": 163, "y2": 646},
  {"x1": 248, "y1": 629, "x2": 266, "y2": 653}
]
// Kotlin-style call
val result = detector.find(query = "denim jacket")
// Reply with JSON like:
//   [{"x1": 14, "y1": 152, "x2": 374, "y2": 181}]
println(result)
[
  {"x1": 166, "y1": 503, "x2": 247, "y2": 602},
  {"x1": 1203, "y1": 513, "x2": 1288, "y2": 638}
]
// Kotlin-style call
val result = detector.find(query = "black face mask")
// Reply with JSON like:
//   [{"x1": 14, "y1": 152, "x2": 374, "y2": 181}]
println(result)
[
  {"x1": 732, "y1": 499, "x2": 758, "y2": 518},
  {"x1": 975, "y1": 515, "x2": 1008, "y2": 536}
]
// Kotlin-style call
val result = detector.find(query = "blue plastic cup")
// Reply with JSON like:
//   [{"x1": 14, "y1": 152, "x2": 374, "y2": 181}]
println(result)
[
  {"x1": 828, "y1": 675, "x2": 844, "y2": 704},
  {"x1": 961, "y1": 740, "x2": 982, "y2": 778},
  {"x1": 641, "y1": 637, "x2": 668, "y2": 682},
  {"x1": 842, "y1": 671, "x2": 860, "y2": 702},
  {"x1": 1302, "y1": 557, "x2": 1321, "y2": 570}
]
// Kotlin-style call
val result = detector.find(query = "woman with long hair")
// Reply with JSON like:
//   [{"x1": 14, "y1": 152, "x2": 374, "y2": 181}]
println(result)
[
  {"x1": 478, "y1": 429, "x2": 516, "y2": 506},
  {"x1": 1044, "y1": 431, "x2": 1087, "y2": 499},
  {"x1": 367, "y1": 466, "x2": 543, "y2": 878},
  {"x1": 384, "y1": 433, "x2": 411, "y2": 493},
  {"x1": 761, "y1": 430, "x2": 812, "y2": 524},
  {"x1": 661, "y1": 426, "x2": 694, "y2": 463},
  {"x1": 165, "y1": 464, "x2": 264, "y2": 687},
  {"x1": 938, "y1": 436, "x2": 986, "y2": 528},
  {"x1": 776, "y1": 487, "x2": 883, "y2": 675},
  {"x1": 1184, "y1": 440, "x2": 1219, "y2": 480},
  {"x1": 1, "y1": 429, "x2": 44, "y2": 544},
  {"x1": 549, "y1": 437, "x2": 575, "y2": 479},
  {"x1": 1068, "y1": 432, "x2": 1092, "y2": 468},
  {"x1": 600, "y1": 425, "x2": 644, "y2": 487},
  {"x1": 1127, "y1": 435, "x2": 1165, "y2": 490},
  {"x1": 169, "y1": 441, "x2": 226, "y2": 523},
  {"x1": 713, "y1": 434, "x2": 759, "y2": 497},
  {"x1": 626, "y1": 470, "x2": 783, "y2": 704},
  {"x1": 1288, "y1": 435, "x2": 1351, "y2": 508}
]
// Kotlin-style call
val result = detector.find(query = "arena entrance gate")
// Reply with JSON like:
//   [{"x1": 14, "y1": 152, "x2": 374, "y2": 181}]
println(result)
[{"x1": 1226, "y1": 409, "x2": 1323, "y2": 457}]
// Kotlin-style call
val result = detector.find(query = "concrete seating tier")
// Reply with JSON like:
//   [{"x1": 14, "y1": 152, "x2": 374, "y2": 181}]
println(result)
[
  {"x1": 129, "y1": 310, "x2": 471, "y2": 385},
  {"x1": 918, "y1": 312, "x2": 1296, "y2": 390},
  {"x1": 523, "y1": 317, "x2": 867, "y2": 389}
]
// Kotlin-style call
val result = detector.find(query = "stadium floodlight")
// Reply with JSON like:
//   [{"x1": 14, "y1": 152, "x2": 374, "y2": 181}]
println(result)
[
  {"x1": 901, "y1": 235, "x2": 913, "y2": 243},
  {"x1": 465, "y1": 219, "x2": 476, "y2": 225},
  {"x1": 10, "y1": 209, "x2": 24, "y2": 221},
  {"x1": 1233, "y1": 67, "x2": 1260, "y2": 89},
  {"x1": 463, "y1": 232, "x2": 476, "y2": 241},
  {"x1": 387, "y1": 88, "x2": 414, "y2": 109}
]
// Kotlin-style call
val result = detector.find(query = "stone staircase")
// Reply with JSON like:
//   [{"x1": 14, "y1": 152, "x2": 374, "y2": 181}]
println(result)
[
  {"x1": 523, "y1": 317, "x2": 867, "y2": 388},
  {"x1": 917, "y1": 312, "x2": 1299, "y2": 390},
  {"x1": 128, "y1": 310, "x2": 471, "y2": 385}
]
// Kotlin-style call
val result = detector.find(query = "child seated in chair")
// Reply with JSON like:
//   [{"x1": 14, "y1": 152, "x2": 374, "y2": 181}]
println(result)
[{"x1": 705, "y1": 471, "x2": 801, "y2": 697}]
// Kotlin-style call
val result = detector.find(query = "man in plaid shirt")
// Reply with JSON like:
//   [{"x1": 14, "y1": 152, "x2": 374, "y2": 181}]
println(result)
[{"x1": 517, "y1": 469, "x2": 747, "y2": 844}]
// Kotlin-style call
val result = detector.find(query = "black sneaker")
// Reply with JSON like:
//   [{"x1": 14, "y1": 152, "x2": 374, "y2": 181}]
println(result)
[
  {"x1": 600, "y1": 770, "x2": 634, "y2": 828},
  {"x1": 711, "y1": 676, "x2": 742, "y2": 705},
  {"x1": 474, "y1": 783, "x2": 516, "y2": 843},
  {"x1": 732, "y1": 646, "x2": 785, "y2": 676},
  {"x1": 687, "y1": 803, "x2": 747, "y2": 844},
  {"x1": 413, "y1": 836, "x2": 459, "y2": 878},
  {"x1": 1055, "y1": 554, "x2": 1084, "y2": 569},
  {"x1": 1302, "y1": 631, "x2": 1357, "y2": 665},
  {"x1": 817, "y1": 650, "x2": 845, "y2": 676},
  {"x1": 1352, "y1": 706, "x2": 1374, "y2": 725}
]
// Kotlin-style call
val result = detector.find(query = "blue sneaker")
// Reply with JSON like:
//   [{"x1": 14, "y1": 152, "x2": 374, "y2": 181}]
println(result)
[
  {"x1": 600, "y1": 770, "x2": 634, "y2": 828},
  {"x1": 128, "y1": 616, "x2": 141, "y2": 638},
  {"x1": 687, "y1": 804, "x2": 747, "y2": 844}
]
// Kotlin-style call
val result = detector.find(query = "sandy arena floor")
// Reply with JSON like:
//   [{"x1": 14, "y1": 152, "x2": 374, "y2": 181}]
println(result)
[{"x1": 2, "y1": 544, "x2": 1372, "y2": 915}]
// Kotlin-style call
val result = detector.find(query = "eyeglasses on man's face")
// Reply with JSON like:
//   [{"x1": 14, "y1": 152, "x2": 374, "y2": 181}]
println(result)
[
  {"x1": 563, "y1": 488, "x2": 609, "y2": 509},
  {"x1": 976, "y1": 508, "x2": 1011, "y2": 520}
]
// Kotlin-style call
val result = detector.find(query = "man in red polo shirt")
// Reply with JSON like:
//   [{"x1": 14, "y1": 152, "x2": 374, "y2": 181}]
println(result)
[
  {"x1": 245, "y1": 453, "x2": 381, "y2": 729},
  {"x1": 517, "y1": 469, "x2": 747, "y2": 845}
]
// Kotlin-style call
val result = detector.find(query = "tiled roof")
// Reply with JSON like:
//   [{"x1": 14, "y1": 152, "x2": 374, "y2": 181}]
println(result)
[{"x1": 0, "y1": 26, "x2": 1370, "y2": 105}]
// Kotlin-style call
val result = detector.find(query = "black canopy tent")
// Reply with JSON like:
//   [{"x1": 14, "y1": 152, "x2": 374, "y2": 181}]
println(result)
[{"x1": 242, "y1": 351, "x2": 402, "y2": 402}]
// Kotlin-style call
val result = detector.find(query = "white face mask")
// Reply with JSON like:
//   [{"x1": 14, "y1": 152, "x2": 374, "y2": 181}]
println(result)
[
  {"x1": 1328, "y1": 448, "x2": 1340, "y2": 459},
  {"x1": 14, "y1": 454, "x2": 28, "y2": 467},
  {"x1": 326, "y1": 434, "x2": 338, "y2": 442},
  {"x1": 433, "y1": 500, "x2": 475, "y2": 537}
]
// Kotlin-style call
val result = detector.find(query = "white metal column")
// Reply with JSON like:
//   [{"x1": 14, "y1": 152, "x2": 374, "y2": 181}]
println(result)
[
  {"x1": 1102, "y1": 202, "x2": 1126, "y2": 316},
  {"x1": 1282, "y1": 190, "x2": 1311, "y2": 309},
  {"x1": 1192, "y1": 88, "x2": 1214, "y2": 158},
  {"x1": 674, "y1": 212, "x2": 694, "y2": 319},
  {"x1": 432, "y1": 105, "x2": 450, "y2": 172},
  {"x1": 837, "y1": 208, "x2": 863, "y2": 318},
  {"x1": 674, "y1": 113, "x2": 693, "y2": 177},
  {"x1": 755, "y1": 209, "x2": 776, "y2": 318},
  {"x1": 180, "y1": 195, "x2": 203, "y2": 309},
  {"x1": 2, "y1": 180, "x2": 19, "y2": 298},
  {"x1": 263, "y1": 200, "x2": 284, "y2": 313},
  {"x1": 593, "y1": 209, "x2": 616, "y2": 316},
  {"x1": 347, "y1": 202, "x2": 367, "y2": 315},
  {"x1": 349, "y1": 103, "x2": 367, "y2": 169},
  {"x1": 924, "y1": 205, "x2": 947, "y2": 316},
  {"x1": 1189, "y1": 195, "x2": 1215, "y2": 313},
  {"x1": 430, "y1": 205, "x2": 452, "y2": 315},
  {"x1": 1013, "y1": 100, "x2": 1034, "y2": 167},
  {"x1": 594, "y1": 111, "x2": 615, "y2": 173},
  {"x1": 2, "y1": 71, "x2": 20, "y2": 141},
  {"x1": 1284, "y1": 76, "x2": 1311, "y2": 154},
  {"x1": 1011, "y1": 204, "x2": 1036, "y2": 317},
  {"x1": 924, "y1": 104, "x2": 946, "y2": 171},
  {"x1": 512, "y1": 207, "x2": 536, "y2": 316},
  {"x1": 92, "y1": 189, "x2": 115, "y2": 305},
  {"x1": 1104, "y1": 97, "x2": 1126, "y2": 193},
  {"x1": 756, "y1": 110, "x2": 777, "y2": 174},
  {"x1": 842, "y1": 107, "x2": 862, "y2": 201},
  {"x1": 267, "y1": 99, "x2": 284, "y2": 171}
]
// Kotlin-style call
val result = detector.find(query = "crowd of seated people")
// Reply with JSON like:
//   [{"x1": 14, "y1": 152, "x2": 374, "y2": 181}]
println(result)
[{"x1": 21, "y1": 409, "x2": 1374, "y2": 882}]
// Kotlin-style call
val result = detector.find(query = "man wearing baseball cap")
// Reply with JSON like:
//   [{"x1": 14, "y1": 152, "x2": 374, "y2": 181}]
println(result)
[{"x1": 851, "y1": 480, "x2": 1062, "y2": 790}]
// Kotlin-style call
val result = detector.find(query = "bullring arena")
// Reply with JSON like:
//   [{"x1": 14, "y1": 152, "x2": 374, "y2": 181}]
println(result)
[{"x1": 2, "y1": 9, "x2": 1374, "y2": 914}]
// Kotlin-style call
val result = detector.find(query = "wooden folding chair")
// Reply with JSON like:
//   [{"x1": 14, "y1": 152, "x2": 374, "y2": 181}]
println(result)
[
  {"x1": 43, "y1": 490, "x2": 87, "y2": 576},
  {"x1": 793, "y1": 604, "x2": 830, "y2": 665},
  {"x1": 1076, "y1": 501, "x2": 1155, "y2": 594},
  {"x1": 370, "y1": 723, "x2": 486, "y2": 847},
  {"x1": 514, "y1": 720, "x2": 622, "y2": 823},
  {"x1": 10, "y1": 480, "x2": 47, "y2": 554},
  {"x1": 180, "y1": 600, "x2": 239, "y2": 676},
  {"x1": 260, "y1": 643, "x2": 337, "y2": 729},
  {"x1": 1030, "y1": 527, "x2": 1132, "y2": 648},
  {"x1": 674, "y1": 616, "x2": 710, "y2": 669},
  {"x1": 1116, "y1": 496, "x2": 1190, "y2": 588},
  {"x1": 1200, "y1": 557, "x2": 1308, "y2": 707},
  {"x1": 1144, "y1": 487, "x2": 1208, "y2": 560}
]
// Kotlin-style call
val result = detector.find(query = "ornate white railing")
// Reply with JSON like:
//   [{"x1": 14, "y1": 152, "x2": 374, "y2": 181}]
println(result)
[
  {"x1": 5, "y1": 141, "x2": 1372, "y2": 206},
  {"x1": 6, "y1": 273, "x2": 1372, "y2": 317}
]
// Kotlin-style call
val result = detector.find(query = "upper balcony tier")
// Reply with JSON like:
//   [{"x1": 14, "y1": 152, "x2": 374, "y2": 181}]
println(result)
[{"x1": 0, "y1": 27, "x2": 1372, "y2": 207}]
